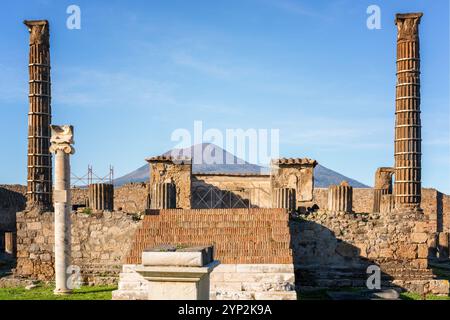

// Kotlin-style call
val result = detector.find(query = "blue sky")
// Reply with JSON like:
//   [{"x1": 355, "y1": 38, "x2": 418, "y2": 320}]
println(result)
[{"x1": 0, "y1": 0, "x2": 449, "y2": 192}]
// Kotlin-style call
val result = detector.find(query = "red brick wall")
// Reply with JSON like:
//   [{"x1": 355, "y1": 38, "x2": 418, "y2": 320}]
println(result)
[{"x1": 126, "y1": 208, "x2": 293, "y2": 264}]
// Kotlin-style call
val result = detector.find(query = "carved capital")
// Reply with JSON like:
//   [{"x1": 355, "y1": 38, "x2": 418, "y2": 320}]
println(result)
[
  {"x1": 24, "y1": 20, "x2": 49, "y2": 46},
  {"x1": 395, "y1": 13, "x2": 423, "y2": 42},
  {"x1": 50, "y1": 125, "x2": 75, "y2": 155}
]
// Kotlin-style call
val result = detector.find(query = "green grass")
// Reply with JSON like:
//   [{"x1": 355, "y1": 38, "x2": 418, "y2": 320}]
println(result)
[
  {"x1": 400, "y1": 292, "x2": 450, "y2": 300},
  {"x1": 0, "y1": 285, "x2": 116, "y2": 300}
]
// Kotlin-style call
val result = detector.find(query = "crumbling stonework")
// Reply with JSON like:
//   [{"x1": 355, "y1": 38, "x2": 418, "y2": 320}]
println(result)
[
  {"x1": 270, "y1": 158, "x2": 318, "y2": 207},
  {"x1": 291, "y1": 209, "x2": 449, "y2": 295},
  {"x1": 192, "y1": 174, "x2": 271, "y2": 209},
  {"x1": 146, "y1": 156, "x2": 192, "y2": 209},
  {"x1": 373, "y1": 167, "x2": 395, "y2": 213},
  {"x1": 15, "y1": 210, "x2": 141, "y2": 284}
]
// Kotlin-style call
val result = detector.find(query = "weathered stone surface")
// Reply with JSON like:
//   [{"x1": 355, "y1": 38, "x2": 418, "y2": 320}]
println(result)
[
  {"x1": 270, "y1": 158, "x2": 317, "y2": 205},
  {"x1": 147, "y1": 157, "x2": 192, "y2": 209},
  {"x1": 88, "y1": 183, "x2": 114, "y2": 212},
  {"x1": 142, "y1": 245, "x2": 213, "y2": 267},
  {"x1": 15, "y1": 209, "x2": 141, "y2": 285},
  {"x1": 394, "y1": 13, "x2": 423, "y2": 210},
  {"x1": 327, "y1": 181, "x2": 353, "y2": 213},
  {"x1": 24, "y1": 20, "x2": 52, "y2": 210}
]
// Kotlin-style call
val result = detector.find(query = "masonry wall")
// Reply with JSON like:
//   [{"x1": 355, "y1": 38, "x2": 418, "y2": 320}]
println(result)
[
  {"x1": 290, "y1": 209, "x2": 449, "y2": 294},
  {"x1": 0, "y1": 185, "x2": 26, "y2": 244},
  {"x1": 15, "y1": 210, "x2": 141, "y2": 284},
  {"x1": 192, "y1": 174, "x2": 271, "y2": 208},
  {"x1": 72, "y1": 183, "x2": 148, "y2": 214}
]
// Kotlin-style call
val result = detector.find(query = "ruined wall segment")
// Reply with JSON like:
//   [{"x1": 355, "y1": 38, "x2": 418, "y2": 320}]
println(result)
[
  {"x1": 394, "y1": 13, "x2": 423, "y2": 211},
  {"x1": 146, "y1": 156, "x2": 192, "y2": 209},
  {"x1": 24, "y1": 20, "x2": 52, "y2": 210},
  {"x1": 15, "y1": 209, "x2": 140, "y2": 284},
  {"x1": 88, "y1": 183, "x2": 114, "y2": 212},
  {"x1": 270, "y1": 158, "x2": 317, "y2": 208},
  {"x1": 327, "y1": 181, "x2": 353, "y2": 213},
  {"x1": 373, "y1": 167, "x2": 395, "y2": 213}
]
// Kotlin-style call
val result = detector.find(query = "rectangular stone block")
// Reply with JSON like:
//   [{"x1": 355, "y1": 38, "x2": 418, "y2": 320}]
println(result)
[{"x1": 142, "y1": 246, "x2": 213, "y2": 267}]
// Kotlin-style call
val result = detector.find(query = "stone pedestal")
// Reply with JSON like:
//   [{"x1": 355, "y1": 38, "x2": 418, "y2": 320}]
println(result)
[
  {"x1": 50, "y1": 125, "x2": 75, "y2": 295},
  {"x1": 327, "y1": 181, "x2": 353, "y2": 213},
  {"x1": 272, "y1": 188, "x2": 296, "y2": 211},
  {"x1": 113, "y1": 245, "x2": 219, "y2": 300},
  {"x1": 88, "y1": 183, "x2": 114, "y2": 211}
]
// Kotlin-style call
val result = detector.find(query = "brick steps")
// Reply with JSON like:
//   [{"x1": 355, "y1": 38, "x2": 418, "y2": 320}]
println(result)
[{"x1": 126, "y1": 208, "x2": 293, "y2": 265}]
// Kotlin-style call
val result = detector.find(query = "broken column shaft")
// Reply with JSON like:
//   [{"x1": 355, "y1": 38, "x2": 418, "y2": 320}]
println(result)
[
  {"x1": 373, "y1": 167, "x2": 395, "y2": 213},
  {"x1": 328, "y1": 181, "x2": 353, "y2": 213},
  {"x1": 150, "y1": 182, "x2": 176, "y2": 209},
  {"x1": 394, "y1": 13, "x2": 423, "y2": 211},
  {"x1": 24, "y1": 20, "x2": 52, "y2": 210},
  {"x1": 88, "y1": 183, "x2": 114, "y2": 211}
]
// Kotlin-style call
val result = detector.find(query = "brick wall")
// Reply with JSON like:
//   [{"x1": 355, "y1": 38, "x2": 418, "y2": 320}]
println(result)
[{"x1": 126, "y1": 208, "x2": 293, "y2": 265}]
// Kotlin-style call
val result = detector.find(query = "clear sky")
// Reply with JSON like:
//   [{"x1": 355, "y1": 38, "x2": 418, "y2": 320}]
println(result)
[{"x1": 0, "y1": 0, "x2": 449, "y2": 192}]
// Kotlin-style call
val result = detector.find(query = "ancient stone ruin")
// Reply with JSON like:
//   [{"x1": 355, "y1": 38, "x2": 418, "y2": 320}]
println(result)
[
  {"x1": 24, "y1": 20, "x2": 52, "y2": 210},
  {"x1": 394, "y1": 13, "x2": 423, "y2": 211},
  {"x1": 2, "y1": 12, "x2": 450, "y2": 300}
]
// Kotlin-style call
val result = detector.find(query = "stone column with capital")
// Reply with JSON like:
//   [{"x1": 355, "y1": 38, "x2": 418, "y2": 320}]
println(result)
[
  {"x1": 24, "y1": 20, "x2": 52, "y2": 210},
  {"x1": 394, "y1": 13, "x2": 423, "y2": 211},
  {"x1": 49, "y1": 125, "x2": 75, "y2": 295}
]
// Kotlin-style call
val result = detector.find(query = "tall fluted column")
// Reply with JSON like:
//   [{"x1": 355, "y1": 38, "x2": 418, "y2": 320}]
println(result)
[
  {"x1": 24, "y1": 20, "x2": 52, "y2": 210},
  {"x1": 327, "y1": 181, "x2": 353, "y2": 213},
  {"x1": 88, "y1": 183, "x2": 114, "y2": 211},
  {"x1": 50, "y1": 125, "x2": 75, "y2": 295},
  {"x1": 394, "y1": 13, "x2": 423, "y2": 211}
]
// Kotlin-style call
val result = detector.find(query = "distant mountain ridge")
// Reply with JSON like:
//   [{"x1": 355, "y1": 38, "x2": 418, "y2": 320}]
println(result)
[{"x1": 114, "y1": 143, "x2": 369, "y2": 188}]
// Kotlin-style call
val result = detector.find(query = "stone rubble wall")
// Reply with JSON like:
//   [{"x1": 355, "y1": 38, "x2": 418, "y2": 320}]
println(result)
[
  {"x1": 15, "y1": 210, "x2": 141, "y2": 285},
  {"x1": 0, "y1": 185, "x2": 26, "y2": 250},
  {"x1": 291, "y1": 209, "x2": 449, "y2": 295}
]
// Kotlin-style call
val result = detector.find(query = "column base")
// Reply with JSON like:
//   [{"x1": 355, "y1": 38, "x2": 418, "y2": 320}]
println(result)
[{"x1": 53, "y1": 288, "x2": 72, "y2": 295}]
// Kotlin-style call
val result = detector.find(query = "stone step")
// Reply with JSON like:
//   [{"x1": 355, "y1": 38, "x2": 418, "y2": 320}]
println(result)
[{"x1": 211, "y1": 290, "x2": 297, "y2": 300}]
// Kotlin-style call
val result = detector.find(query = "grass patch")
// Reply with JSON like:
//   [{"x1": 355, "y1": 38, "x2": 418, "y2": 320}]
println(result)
[
  {"x1": 0, "y1": 285, "x2": 116, "y2": 300},
  {"x1": 400, "y1": 292, "x2": 450, "y2": 300}
]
